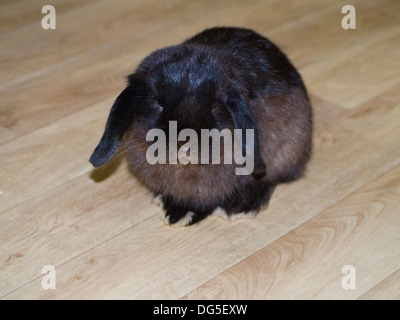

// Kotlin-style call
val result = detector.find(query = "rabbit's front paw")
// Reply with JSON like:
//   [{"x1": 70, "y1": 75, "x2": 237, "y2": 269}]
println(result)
[{"x1": 162, "y1": 206, "x2": 210, "y2": 227}]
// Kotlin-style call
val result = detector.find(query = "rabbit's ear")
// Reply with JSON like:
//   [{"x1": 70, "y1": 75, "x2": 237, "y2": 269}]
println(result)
[
  {"x1": 89, "y1": 77, "x2": 147, "y2": 167},
  {"x1": 224, "y1": 90, "x2": 266, "y2": 175}
]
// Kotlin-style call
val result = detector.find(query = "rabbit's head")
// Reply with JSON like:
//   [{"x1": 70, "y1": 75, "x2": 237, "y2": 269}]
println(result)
[{"x1": 89, "y1": 44, "x2": 266, "y2": 180}]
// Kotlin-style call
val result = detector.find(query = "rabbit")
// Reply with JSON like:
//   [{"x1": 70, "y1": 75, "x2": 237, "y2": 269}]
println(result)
[{"x1": 89, "y1": 27, "x2": 312, "y2": 226}]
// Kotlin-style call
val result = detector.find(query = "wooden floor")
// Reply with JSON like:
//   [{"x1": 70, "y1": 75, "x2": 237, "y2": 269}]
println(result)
[{"x1": 1, "y1": 0, "x2": 399, "y2": 300}]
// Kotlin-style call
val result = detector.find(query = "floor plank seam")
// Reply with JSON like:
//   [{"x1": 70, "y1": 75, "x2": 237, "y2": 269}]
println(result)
[{"x1": 356, "y1": 268, "x2": 400, "y2": 300}]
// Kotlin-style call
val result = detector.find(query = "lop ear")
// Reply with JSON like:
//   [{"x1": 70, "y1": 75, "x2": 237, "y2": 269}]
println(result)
[
  {"x1": 224, "y1": 90, "x2": 266, "y2": 175},
  {"x1": 89, "y1": 76, "x2": 147, "y2": 167}
]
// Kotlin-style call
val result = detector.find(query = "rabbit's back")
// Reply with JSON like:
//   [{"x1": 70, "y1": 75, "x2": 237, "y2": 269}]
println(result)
[{"x1": 185, "y1": 27, "x2": 305, "y2": 98}]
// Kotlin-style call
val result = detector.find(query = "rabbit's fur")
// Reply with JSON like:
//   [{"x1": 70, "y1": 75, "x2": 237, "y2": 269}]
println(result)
[{"x1": 90, "y1": 27, "x2": 312, "y2": 226}]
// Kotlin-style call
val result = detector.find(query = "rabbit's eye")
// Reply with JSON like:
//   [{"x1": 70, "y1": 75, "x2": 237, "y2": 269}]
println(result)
[
  {"x1": 211, "y1": 104, "x2": 218, "y2": 115},
  {"x1": 156, "y1": 99, "x2": 163, "y2": 111}
]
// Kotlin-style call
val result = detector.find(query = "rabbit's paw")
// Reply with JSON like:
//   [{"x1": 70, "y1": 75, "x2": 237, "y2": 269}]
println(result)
[{"x1": 161, "y1": 206, "x2": 210, "y2": 227}]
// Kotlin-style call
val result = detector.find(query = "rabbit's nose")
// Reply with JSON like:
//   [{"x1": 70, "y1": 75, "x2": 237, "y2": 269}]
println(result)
[
  {"x1": 178, "y1": 145, "x2": 191, "y2": 156},
  {"x1": 185, "y1": 147, "x2": 191, "y2": 157}
]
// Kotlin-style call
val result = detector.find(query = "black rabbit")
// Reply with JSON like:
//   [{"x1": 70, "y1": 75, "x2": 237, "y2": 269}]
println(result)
[{"x1": 90, "y1": 27, "x2": 312, "y2": 226}]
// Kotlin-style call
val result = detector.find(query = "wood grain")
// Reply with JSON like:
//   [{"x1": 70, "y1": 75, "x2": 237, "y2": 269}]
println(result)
[
  {"x1": 0, "y1": 0, "x2": 399, "y2": 299},
  {"x1": 184, "y1": 165, "x2": 400, "y2": 299}
]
